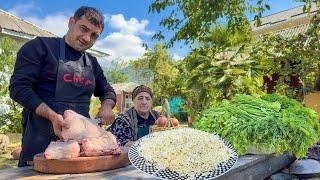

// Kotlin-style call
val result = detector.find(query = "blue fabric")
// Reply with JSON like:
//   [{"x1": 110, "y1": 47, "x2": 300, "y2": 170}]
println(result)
[
  {"x1": 169, "y1": 97, "x2": 185, "y2": 113},
  {"x1": 137, "y1": 126, "x2": 150, "y2": 139}
]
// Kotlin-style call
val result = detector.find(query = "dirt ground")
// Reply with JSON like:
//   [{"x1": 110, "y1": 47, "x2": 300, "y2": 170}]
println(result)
[{"x1": 0, "y1": 133, "x2": 21, "y2": 170}]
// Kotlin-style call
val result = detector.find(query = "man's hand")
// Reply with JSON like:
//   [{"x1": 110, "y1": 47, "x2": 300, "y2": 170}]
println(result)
[
  {"x1": 50, "y1": 114, "x2": 65, "y2": 138},
  {"x1": 97, "y1": 107, "x2": 115, "y2": 125},
  {"x1": 97, "y1": 99, "x2": 115, "y2": 125},
  {"x1": 35, "y1": 103, "x2": 68, "y2": 138}
]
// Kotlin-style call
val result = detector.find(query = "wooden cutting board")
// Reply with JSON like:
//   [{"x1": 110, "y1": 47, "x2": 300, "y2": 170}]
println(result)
[{"x1": 33, "y1": 147, "x2": 131, "y2": 174}]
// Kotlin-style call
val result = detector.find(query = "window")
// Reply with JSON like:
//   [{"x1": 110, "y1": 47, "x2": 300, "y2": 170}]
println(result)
[{"x1": 124, "y1": 93, "x2": 133, "y2": 110}]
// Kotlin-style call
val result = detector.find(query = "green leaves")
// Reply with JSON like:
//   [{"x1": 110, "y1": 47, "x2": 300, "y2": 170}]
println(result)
[
  {"x1": 194, "y1": 94, "x2": 320, "y2": 158},
  {"x1": 0, "y1": 37, "x2": 22, "y2": 133},
  {"x1": 185, "y1": 40, "x2": 264, "y2": 101},
  {"x1": 250, "y1": 10, "x2": 320, "y2": 99},
  {"x1": 131, "y1": 43, "x2": 180, "y2": 100},
  {"x1": 146, "y1": 0, "x2": 320, "y2": 124},
  {"x1": 103, "y1": 59, "x2": 129, "y2": 84},
  {"x1": 149, "y1": 0, "x2": 269, "y2": 47}
]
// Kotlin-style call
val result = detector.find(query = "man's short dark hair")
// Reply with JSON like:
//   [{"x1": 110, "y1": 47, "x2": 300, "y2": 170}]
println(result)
[{"x1": 74, "y1": 6, "x2": 104, "y2": 30}]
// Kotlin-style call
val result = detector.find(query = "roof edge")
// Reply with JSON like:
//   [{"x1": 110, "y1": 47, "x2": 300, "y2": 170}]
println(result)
[
  {"x1": 249, "y1": 3, "x2": 317, "y2": 22},
  {"x1": 0, "y1": 8, "x2": 56, "y2": 37}
]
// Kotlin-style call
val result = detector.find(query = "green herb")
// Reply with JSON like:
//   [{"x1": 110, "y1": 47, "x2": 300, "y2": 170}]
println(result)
[{"x1": 194, "y1": 94, "x2": 320, "y2": 158}]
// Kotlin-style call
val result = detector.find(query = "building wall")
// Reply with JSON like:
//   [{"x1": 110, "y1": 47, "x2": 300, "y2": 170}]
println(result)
[
  {"x1": 0, "y1": 34, "x2": 31, "y2": 47},
  {"x1": 123, "y1": 92, "x2": 133, "y2": 111},
  {"x1": 114, "y1": 92, "x2": 134, "y2": 113},
  {"x1": 115, "y1": 94, "x2": 123, "y2": 113}
]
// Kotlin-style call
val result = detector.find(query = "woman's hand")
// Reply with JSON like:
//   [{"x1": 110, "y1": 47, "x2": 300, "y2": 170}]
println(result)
[{"x1": 124, "y1": 141, "x2": 135, "y2": 147}]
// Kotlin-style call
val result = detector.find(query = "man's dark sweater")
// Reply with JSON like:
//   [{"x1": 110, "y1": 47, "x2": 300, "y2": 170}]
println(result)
[{"x1": 9, "y1": 37, "x2": 116, "y2": 112}]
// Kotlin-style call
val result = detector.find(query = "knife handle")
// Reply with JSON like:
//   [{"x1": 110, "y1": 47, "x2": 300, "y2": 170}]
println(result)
[{"x1": 96, "y1": 117, "x2": 102, "y2": 126}]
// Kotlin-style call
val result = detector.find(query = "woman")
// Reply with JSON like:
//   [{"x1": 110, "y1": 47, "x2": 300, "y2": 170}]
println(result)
[{"x1": 110, "y1": 85, "x2": 160, "y2": 147}]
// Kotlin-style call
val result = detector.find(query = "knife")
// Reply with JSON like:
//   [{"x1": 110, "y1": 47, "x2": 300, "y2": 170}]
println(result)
[{"x1": 88, "y1": 117, "x2": 102, "y2": 126}]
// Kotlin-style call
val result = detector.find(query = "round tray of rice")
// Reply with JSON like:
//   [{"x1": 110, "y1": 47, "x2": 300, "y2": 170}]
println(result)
[{"x1": 128, "y1": 128, "x2": 238, "y2": 180}]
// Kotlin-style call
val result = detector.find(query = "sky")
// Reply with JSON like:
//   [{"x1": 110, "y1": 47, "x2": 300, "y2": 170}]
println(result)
[{"x1": 0, "y1": 0, "x2": 305, "y2": 63}]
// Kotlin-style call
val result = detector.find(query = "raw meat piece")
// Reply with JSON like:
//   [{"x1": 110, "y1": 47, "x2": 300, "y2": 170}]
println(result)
[
  {"x1": 44, "y1": 140, "x2": 80, "y2": 159},
  {"x1": 11, "y1": 146, "x2": 21, "y2": 160},
  {"x1": 81, "y1": 132, "x2": 121, "y2": 157},
  {"x1": 61, "y1": 110, "x2": 107, "y2": 142}
]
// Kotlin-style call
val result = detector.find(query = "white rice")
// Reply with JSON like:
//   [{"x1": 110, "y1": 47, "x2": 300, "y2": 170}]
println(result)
[{"x1": 138, "y1": 128, "x2": 234, "y2": 176}]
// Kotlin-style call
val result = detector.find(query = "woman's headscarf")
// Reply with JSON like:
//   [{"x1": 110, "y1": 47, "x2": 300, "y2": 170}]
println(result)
[{"x1": 132, "y1": 85, "x2": 153, "y2": 100}]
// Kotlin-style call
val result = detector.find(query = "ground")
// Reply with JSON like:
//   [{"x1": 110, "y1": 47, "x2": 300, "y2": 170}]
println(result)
[{"x1": 0, "y1": 133, "x2": 21, "y2": 170}]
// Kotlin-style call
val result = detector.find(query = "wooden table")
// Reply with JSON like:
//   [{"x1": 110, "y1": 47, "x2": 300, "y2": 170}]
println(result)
[{"x1": 0, "y1": 154, "x2": 295, "y2": 180}]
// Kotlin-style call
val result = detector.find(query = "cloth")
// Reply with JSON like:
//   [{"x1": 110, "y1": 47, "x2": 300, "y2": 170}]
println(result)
[
  {"x1": 110, "y1": 107, "x2": 160, "y2": 146},
  {"x1": 136, "y1": 113, "x2": 156, "y2": 139},
  {"x1": 137, "y1": 113, "x2": 155, "y2": 127},
  {"x1": 54, "y1": 38, "x2": 95, "y2": 103},
  {"x1": 9, "y1": 37, "x2": 116, "y2": 112},
  {"x1": 132, "y1": 85, "x2": 153, "y2": 100},
  {"x1": 137, "y1": 126, "x2": 150, "y2": 140}
]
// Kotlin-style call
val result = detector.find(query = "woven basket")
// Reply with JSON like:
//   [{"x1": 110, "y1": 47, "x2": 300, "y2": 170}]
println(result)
[
  {"x1": 150, "y1": 125, "x2": 177, "y2": 133},
  {"x1": 151, "y1": 99, "x2": 188, "y2": 133}
]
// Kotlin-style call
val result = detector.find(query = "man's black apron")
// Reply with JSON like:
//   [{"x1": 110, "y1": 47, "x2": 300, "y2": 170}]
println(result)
[{"x1": 18, "y1": 38, "x2": 95, "y2": 167}]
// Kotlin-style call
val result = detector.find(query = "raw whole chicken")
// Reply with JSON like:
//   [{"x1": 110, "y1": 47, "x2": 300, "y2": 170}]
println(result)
[
  {"x1": 44, "y1": 140, "x2": 80, "y2": 159},
  {"x1": 61, "y1": 110, "x2": 107, "y2": 142},
  {"x1": 44, "y1": 110, "x2": 122, "y2": 159},
  {"x1": 81, "y1": 132, "x2": 121, "y2": 157}
]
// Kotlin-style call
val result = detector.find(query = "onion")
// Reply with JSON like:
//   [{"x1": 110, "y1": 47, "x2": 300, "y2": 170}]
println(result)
[
  {"x1": 171, "y1": 117, "x2": 179, "y2": 127},
  {"x1": 156, "y1": 116, "x2": 168, "y2": 127}
]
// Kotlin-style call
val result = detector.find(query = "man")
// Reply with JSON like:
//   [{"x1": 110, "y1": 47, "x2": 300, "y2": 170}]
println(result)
[{"x1": 9, "y1": 6, "x2": 116, "y2": 167}]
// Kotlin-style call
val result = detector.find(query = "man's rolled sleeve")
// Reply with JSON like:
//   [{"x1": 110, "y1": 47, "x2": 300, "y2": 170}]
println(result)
[{"x1": 99, "y1": 86, "x2": 116, "y2": 102}]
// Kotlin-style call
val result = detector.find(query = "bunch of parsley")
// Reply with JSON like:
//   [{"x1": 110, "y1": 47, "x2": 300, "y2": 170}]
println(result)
[{"x1": 194, "y1": 94, "x2": 320, "y2": 158}]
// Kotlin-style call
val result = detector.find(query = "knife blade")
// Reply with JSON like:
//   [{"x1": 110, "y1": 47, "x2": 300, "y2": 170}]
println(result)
[{"x1": 88, "y1": 117, "x2": 102, "y2": 126}]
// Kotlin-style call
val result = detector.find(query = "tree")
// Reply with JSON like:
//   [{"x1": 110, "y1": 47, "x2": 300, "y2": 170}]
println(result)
[
  {"x1": 0, "y1": 37, "x2": 22, "y2": 133},
  {"x1": 149, "y1": 44, "x2": 180, "y2": 100},
  {"x1": 177, "y1": 25, "x2": 264, "y2": 116},
  {"x1": 147, "y1": 0, "x2": 320, "y2": 122},
  {"x1": 250, "y1": 10, "x2": 320, "y2": 100},
  {"x1": 130, "y1": 56, "x2": 154, "y2": 85},
  {"x1": 131, "y1": 44, "x2": 179, "y2": 100},
  {"x1": 149, "y1": 0, "x2": 317, "y2": 47},
  {"x1": 200, "y1": 25, "x2": 253, "y2": 48},
  {"x1": 103, "y1": 59, "x2": 129, "y2": 84},
  {"x1": 149, "y1": 0, "x2": 269, "y2": 47}
]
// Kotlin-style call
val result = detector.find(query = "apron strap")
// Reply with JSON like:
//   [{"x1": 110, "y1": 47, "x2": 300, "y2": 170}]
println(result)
[
  {"x1": 83, "y1": 52, "x2": 87, "y2": 67},
  {"x1": 60, "y1": 37, "x2": 90, "y2": 68},
  {"x1": 83, "y1": 52, "x2": 93, "y2": 67}
]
